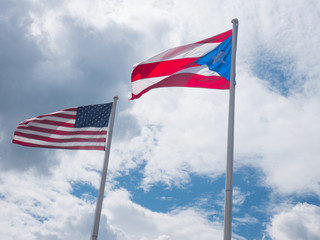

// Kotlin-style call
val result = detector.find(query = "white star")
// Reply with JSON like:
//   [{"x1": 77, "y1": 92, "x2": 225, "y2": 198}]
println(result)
[{"x1": 210, "y1": 49, "x2": 227, "y2": 65}]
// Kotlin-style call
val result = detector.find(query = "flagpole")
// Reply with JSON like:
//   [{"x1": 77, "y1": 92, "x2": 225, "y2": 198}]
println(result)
[
  {"x1": 91, "y1": 96, "x2": 119, "y2": 240},
  {"x1": 223, "y1": 18, "x2": 239, "y2": 240}
]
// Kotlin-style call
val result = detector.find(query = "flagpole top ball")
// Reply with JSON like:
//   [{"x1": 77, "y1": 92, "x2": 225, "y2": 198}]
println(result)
[
  {"x1": 113, "y1": 96, "x2": 119, "y2": 100},
  {"x1": 232, "y1": 18, "x2": 238, "y2": 24}
]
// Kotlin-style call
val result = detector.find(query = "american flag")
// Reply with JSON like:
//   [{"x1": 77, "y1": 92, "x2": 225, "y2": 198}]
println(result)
[{"x1": 13, "y1": 103, "x2": 113, "y2": 150}]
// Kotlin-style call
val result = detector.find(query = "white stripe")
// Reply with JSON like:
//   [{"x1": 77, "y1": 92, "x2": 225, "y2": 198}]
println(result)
[
  {"x1": 132, "y1": 76, "x2": 167, "y2": 95},
  {"x1": 15, "y1": 129, "x2": 106, "y2": 139},
  {"x1": 13, "y1": 136, "x2": 105, "y2": 147},
  {"x1": 24, "y1": 110, "x2": 76, "y2": 122},
  {"x1": 131, "y1": 65, "x2": 221, "y2": 95},
  {"x1": 21, "y1": 116, "x2": 76, "y2": 125},
  {"x1": 18, "y1": 122, "x2": 106, "y2": 132},
  {"x1": 142, "y1": 42, "x2": 220, "y2": 64},
  {"x1": 176, "y1": 65, "x2": 221, "y2": 76}
]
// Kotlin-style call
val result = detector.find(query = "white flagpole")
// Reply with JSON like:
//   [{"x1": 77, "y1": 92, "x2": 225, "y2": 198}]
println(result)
[
  {"x1": 223, "y1": 18, "x2": 239, "y2": 240},
  {"x1": 91, "y1": 96, "x2": 119, "y2": 240}
]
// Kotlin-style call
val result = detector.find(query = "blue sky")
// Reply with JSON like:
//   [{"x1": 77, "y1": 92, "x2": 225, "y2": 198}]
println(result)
[{"x1": 1, "y1": 0, "x2": 320, "y2": 239}]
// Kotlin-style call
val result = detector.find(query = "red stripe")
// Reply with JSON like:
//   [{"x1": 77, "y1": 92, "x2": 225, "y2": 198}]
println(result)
[
  {"x1": 195, "y1": 30, "x2": 232, "y2": 44},
  {"x1": 12, "y1": 139, "x2": 105, "y2": 150},
  {"x1": 38, "y1": 112, "x2": 76, "y2": 119},
  {"x1": 14, "y1": 131, "x2": 106, "y2": 143},
  {"x1": 131, "y1": 72, "x2": 229, "y2": 100},
  {"x1": 19, "y1": 119, "x2": 74, "y2": 128},
  {"x1": 28, "y1": 111, "x2": 76, "y2": 120},
  {"x1": 20, "y1": 113, "x2": 76, "y2": 126},
  {"x1": 131, "y1": 58, "x2": 198, "y2": 81},
  {"x1": 15, "y1": 126, "x2": 107, "y2": 136}
]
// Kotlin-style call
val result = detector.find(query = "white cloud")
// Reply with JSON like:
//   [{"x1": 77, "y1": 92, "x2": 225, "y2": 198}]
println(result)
[
  {"x1": 0, "y1": 171, "x2": 93, "y2": 240},
  {"x1": 267, "y1": 203, "x2": 320, "y2": 240},
  {"x1": 0, "y1": 168, "x2": 227, "y2": 240},
  {"x1": 104, "y1": 188, "x2": 225, "y2": 240},
  {"x1": 235, "y1": 69, "x2": 320, "y2": 195},
  {"x1": 119, "y1": 88, "x2": 230, "y2": 189},
  {"x1": 233, "y1": 187, "x2": 250, "y2": 206}
]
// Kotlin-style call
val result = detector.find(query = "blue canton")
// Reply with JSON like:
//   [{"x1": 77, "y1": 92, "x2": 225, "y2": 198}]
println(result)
[
  {"x1": 75, "y1": 103, "x2": 113, "y2": 128},
  {"x1": 195, "y1": 35, "x2": 232, "y2": 81}
]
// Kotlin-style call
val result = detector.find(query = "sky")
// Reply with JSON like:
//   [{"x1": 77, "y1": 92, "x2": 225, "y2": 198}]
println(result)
[{"x1": 1, "y1": 0, "x2": 320, "y2": 239}]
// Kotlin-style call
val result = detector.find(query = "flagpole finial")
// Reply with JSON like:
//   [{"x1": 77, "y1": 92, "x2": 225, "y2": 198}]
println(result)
[
  {"x1": 113, "y1": 96, "x2": 119, "y2": 100},
  {"x1": 231, "y1": 18, "x2": 238, "y2": 24}
]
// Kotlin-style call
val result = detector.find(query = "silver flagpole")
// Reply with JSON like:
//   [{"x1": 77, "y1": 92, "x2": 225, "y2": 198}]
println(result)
[
  {"x1": 223, "y1": 18, "x2": 239, "y2": 240},
  {"x1": 91, "y1": 96, "x2": 119, "y2": 240}
]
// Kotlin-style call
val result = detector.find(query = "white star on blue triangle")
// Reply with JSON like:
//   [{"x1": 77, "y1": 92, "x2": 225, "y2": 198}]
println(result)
[{"x1": 195, "y1": 35, "x2": 232, "y2": 81}]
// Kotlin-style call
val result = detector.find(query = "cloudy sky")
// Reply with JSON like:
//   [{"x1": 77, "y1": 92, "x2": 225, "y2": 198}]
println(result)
[{"x1": 1, "y1": 0, "x2": 320, "y2": 239}]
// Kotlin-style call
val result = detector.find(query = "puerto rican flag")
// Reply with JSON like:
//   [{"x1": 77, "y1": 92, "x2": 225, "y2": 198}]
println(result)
[{"x1": 130, "y1": 29, "x2": 232, "y2": 100}]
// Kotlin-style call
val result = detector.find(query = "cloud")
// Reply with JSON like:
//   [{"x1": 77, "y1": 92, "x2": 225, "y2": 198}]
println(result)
[
  {"x1": 116, "y1": 89, "x2": 230, "y2": 189},
  {"x1": 0, "y1": 170, "x2": 92, "y2": 239},
  {"x1": 104, "y1": 188, "x2": 225, "y2": 240},
  {"x1": 235, "y1": 70, "x2": 320, "y2": 195},
  {"x1": 267, "y1": 203, "x2": 320, "y2": 240},
  {"x1": 0, "y1": 168, "x2": 226, "y2": 240}
]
